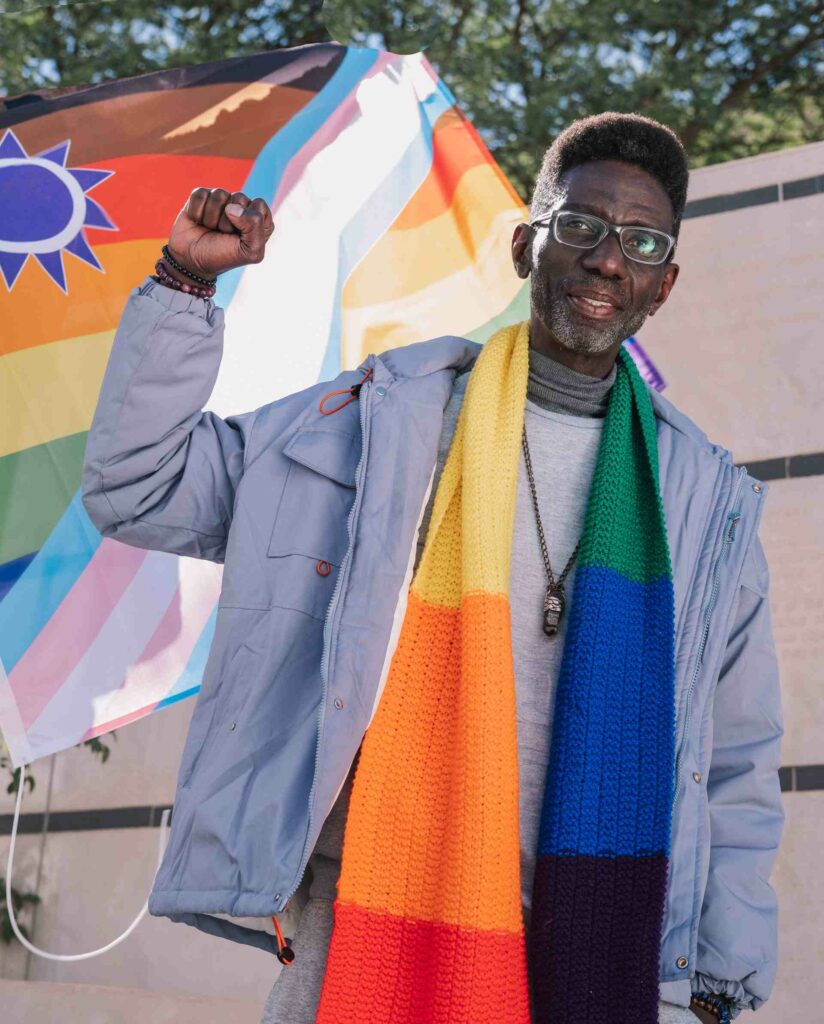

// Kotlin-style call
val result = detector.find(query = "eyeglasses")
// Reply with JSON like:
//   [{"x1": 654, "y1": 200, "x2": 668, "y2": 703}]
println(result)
[{"x1": 529, "y1": 208, "x2": 676, "y2": 266}]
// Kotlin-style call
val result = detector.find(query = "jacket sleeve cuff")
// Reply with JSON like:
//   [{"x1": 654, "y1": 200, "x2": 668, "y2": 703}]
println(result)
[
  {"x1": 691, "y1": 972, "x2": 761, "y2": 1019},
  {"x1": 135, "y1": 273, "x2": 218, "y2": 322}
]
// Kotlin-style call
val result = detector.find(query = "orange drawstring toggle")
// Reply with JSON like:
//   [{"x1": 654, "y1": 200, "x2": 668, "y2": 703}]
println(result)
[
  {"x1": 318, "y1": 367, "x2": 374, "y2": 415},
  {"x1": 272, "y1": 913, "x2": 295, "y2": 965}
]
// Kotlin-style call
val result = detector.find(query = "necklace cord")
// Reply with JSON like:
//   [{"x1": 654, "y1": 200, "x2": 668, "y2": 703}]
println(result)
[{"x1": 521, "y1": 422, "x2": 580, "y2": 588}]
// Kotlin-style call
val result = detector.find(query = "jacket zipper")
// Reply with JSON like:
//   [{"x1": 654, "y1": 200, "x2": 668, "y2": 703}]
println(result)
[
  {"x1": 673, "y1": 464, "x2": 746, "y2": 809},
  {"x1": 275, "y1": 369, "x2": 376, "y2": 915}
]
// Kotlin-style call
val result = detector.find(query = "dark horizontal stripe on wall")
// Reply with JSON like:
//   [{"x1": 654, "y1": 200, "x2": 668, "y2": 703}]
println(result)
[
  {"x1": 684, "y1": 172, "x2": 823, "y2": 220},
  {"x1": 0, "y1": 804, "x2": 174, "y2": 836},
  {"x1": 685, "y1": 184, "x2": 779, "y2": 219},
  {"x1": 736, "y1": 451, "x2": 824, "y2": 481},
  {"x1": 2, "y1": 768, "x2": 821, "y2": 835},
  {"x1": 789, "y1": 452, "x2": 824, "y2": 477},
  {"x1": 783, "y1": 173, "x2": 824, "y2": 200},
  {"x1": 779, "y1": 765, "x2": 824, "y2": 792}
]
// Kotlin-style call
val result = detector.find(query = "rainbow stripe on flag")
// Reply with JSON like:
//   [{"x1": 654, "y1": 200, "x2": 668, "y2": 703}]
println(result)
[{"x1": 0, "y1": 43, "x2": 531, "y2": 767}]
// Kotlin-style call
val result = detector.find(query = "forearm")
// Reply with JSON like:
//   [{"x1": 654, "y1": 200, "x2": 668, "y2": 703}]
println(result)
[{"x1": 81, "y1": 274, "x2": 255, "y2": 561}]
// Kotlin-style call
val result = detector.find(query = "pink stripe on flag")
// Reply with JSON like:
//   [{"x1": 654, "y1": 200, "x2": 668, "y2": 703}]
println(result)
[
  {"x1": 10, "y1": 540, "x2": 148, "y2": 729},
  {"x1": 23, "y1": 551, "x2": 209, "y2": 757},
  {"x1": 81, "y1": 702, "x2": 169, "y2": 739},
  {"x1": 77, "y1": 558, "x2": 222, "y2": 740},
  {"x1": 271, "y1": 51, "x2": 397, "y2": 215}
]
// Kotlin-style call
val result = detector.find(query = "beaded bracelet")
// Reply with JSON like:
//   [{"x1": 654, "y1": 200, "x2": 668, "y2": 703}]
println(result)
[
  {"x1": 153, "y1": 258, "x2": 216, "y2": 299},
  {"x1": 161, "y1": 243, "x2": 217, "y2": 286},
  {"x1": 690, "y1": 991, "x2": 733, "y2": 1023}
]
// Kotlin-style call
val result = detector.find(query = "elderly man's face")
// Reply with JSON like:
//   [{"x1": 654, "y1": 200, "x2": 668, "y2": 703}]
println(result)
[{"x1": 512, "y1": 160, "x2": 680, "y2": 360}]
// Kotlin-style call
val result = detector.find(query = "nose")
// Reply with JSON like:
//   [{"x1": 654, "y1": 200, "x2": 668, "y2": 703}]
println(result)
[{"x1": 579, "y1": 230, "x2": 628, "y2": 280}]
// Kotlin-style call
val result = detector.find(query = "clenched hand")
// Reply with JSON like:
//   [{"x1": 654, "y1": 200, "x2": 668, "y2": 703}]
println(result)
[{"x1": 167, "y1": 187, "x2": 275, "y2": 280}]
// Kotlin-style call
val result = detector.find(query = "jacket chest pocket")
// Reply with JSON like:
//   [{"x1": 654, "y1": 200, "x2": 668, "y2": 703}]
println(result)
[{"x1": 267, "y1": 426, "x2": 360, "y2": 620}]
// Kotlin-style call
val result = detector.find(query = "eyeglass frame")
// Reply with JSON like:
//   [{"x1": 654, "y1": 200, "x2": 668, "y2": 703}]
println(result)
[{"x1": 528, "y1": 207, "x2": 677, "y2": 266}]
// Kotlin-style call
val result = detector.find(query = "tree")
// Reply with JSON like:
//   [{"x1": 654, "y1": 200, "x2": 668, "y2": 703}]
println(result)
[{"x1": 0, "y1": 0, "x2": 821, "y2": 198}]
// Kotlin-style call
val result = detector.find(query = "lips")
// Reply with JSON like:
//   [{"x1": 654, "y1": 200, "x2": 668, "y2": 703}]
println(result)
[{"x1": 566, "y1": 288, "x2": 623, "y2": 320}]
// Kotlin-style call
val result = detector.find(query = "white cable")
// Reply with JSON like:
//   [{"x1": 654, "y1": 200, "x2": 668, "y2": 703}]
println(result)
[{"x1": 4, "y1": 760, "x2": 171, "y2": 961}]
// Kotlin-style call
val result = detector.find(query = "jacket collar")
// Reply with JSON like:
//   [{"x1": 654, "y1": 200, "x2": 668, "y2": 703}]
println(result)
[
  {"x1": 371, "y1": 334, "x2": 733, "y2": 466},
  {"x1": 372, "y1": 335, "x2": 481, "y2": 381}
]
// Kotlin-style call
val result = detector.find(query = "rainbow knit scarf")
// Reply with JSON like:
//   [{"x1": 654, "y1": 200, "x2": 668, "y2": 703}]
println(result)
[{"x1": 315, "y1": 320, "x2": 676, "y2": 1024}]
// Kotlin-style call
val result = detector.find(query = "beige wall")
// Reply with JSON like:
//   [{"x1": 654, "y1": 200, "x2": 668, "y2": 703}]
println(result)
[
  {"x1": 647, "y1": 140, "x2": 824, "y2": 463},
  {"x1": 2, "y1": 140, "x2": 823, "y2": 1022},
  {"x1": 0, "y1": 978, "x2": 264, "y2": 1023},
  {"x1": 637, "y1": 139, "x2": 824, "y2": 1023},
  {"x1": 0, "y1": 701, "x2": 288, "y2": 1011}
]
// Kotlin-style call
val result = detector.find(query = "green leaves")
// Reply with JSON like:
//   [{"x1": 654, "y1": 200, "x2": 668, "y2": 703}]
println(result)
[
  {"x1": 0, "y1": 877, "x2": 40, "y2": 944},
  {"x1": 0, "y1": 1, "x2": 820, "y2": 206},
  {"x1": 1, "y1": 733, "x2": 116, "y2": 794}
]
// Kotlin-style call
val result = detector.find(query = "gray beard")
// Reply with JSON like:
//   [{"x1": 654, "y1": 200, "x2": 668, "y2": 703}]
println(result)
[{"x1": 530, "y1": 265, "x2": 655, "y2": 355}]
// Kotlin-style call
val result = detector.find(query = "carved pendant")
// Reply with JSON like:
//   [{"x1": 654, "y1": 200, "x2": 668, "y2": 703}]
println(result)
[{"x1": 543, "y1": 583, "x2": 565, "y2": 637}]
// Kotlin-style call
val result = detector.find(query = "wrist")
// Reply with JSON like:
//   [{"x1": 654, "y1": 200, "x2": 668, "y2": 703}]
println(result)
[
  {"x1": 163, "y1": 245, "x2": 205, "y2": 283},
  {"x1": 690, "y1": 992, "x2": 733, "y2": 1023},
  {"x1": 152, "y1": 243, "x2": 217, "y2": 298},
  {"x1": 156, "y1": 260, "x2": 194, "y2": 287},
  {"x1": 153, "y1": 258, "x2": 216, "y2": 299}
]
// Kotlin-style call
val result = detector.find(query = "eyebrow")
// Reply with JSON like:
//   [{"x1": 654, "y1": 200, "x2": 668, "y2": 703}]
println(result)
[{"x1": 564, "y1": 201, "x2": 670, "y2": 232}]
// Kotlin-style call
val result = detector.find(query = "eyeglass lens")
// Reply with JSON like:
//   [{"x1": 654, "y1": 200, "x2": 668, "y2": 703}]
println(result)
[{"x1": 555, "y1": 211, "x2": 670, "y2": 263}]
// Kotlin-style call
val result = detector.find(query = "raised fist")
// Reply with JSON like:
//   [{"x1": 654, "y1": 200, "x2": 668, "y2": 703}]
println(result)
[{"x1": 167, "y1": 187, "x2": 275, "y2": 279}]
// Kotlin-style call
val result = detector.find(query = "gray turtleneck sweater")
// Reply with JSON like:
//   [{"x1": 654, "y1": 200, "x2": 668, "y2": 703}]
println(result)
[
  {"x1": 259, "y1": 346, "x2": 695, "y2": 1024},
  {"x1": 526, "y1": 344, "x2": 615, "y2": 417}
]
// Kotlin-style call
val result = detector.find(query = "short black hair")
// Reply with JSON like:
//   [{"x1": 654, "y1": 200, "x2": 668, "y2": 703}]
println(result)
[{"x1": 529, "y1": 112, "x2": 690, "y2": 243}]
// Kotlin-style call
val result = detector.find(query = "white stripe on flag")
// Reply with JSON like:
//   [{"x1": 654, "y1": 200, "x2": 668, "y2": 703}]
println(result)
[{"x1": 208, "y1": 52, "x2": 438, "y2": 417}]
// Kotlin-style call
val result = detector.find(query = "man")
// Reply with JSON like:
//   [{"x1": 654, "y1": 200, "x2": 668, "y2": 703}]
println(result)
[{"x1": 81, "y1": 113, "x2": 784, "y2": 1024}]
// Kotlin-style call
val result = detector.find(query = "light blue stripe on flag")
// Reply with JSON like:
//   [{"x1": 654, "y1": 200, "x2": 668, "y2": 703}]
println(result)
[{"x1": 0, "y1": 492, "x2": 103, "y2": 675}]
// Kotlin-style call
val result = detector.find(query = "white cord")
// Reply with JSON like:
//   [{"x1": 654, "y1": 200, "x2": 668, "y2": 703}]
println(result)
[{"x1": 4, "y1": 761, "x2": 171, "y2": 961}]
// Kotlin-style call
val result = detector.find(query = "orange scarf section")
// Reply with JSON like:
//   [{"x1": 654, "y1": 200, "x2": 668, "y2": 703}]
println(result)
[{"x1": 315, "y1": 322, "x2": 532, "y2": 1023}]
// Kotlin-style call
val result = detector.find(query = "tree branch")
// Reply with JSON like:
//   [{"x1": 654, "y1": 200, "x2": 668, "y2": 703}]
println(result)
[
  {"x1": 680, "y1": 21, "x2": 824, "y2": 146},
  {"x1": 446, "y1": 0, "x2": 473, "y2": 53},
  {"x1": 204, "y1": 0, "x2": 233, "y2": 35}
]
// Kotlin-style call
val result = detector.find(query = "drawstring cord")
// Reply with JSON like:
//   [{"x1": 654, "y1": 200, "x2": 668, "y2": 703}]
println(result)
[
  {"x1": 272, "y1": 910, "x2": 295, "y2": 964},
  {"x1": 7, "y1": 760, "x2": 297, "y2": 966},
  {"x1": 318, "y1": 367, "x2": 374, "y2": 415},
  {"x1": 4, "y1": 761, "x2": 171, "y2": 960}
]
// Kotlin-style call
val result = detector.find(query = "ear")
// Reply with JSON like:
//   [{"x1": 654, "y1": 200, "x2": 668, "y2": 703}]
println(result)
[
  {"x1": 649, "y1": 261, "x2": 679, "y2": 316},
  {"x1": 511, "y1": 223, "x2": 534, "y2": 279}
]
